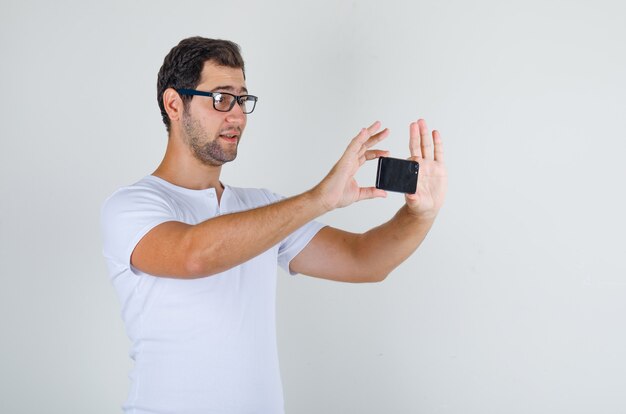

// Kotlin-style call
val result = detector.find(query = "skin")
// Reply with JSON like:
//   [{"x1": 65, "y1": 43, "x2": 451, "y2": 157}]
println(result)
[{"x1": 133, "y1": 61, "x2": 448, "y2": 282}]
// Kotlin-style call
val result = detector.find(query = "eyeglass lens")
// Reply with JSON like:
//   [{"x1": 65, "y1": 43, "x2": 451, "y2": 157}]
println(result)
[{"x1": 213, "y1": 93, "x2": 256, "y2": 114}]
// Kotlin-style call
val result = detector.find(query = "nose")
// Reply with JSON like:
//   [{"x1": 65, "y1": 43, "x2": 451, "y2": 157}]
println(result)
[{"x1": 225, "y1": 101, "x2": 246, "y2": 123}]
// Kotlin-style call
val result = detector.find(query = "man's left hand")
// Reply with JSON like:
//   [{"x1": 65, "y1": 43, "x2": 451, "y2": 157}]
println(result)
[{"x1": 405, "y1": 119, "x2": 448, "y2": 219}]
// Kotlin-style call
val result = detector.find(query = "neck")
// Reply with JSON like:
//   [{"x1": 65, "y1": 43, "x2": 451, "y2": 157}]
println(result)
[{"x1": 153, "y1": 135, "x2": 225, "y2": 198}]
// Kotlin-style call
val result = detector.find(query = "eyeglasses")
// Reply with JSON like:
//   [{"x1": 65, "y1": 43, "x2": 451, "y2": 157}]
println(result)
[{"x1": 176, "y1": 88, "x2": 258, "y2": 114}]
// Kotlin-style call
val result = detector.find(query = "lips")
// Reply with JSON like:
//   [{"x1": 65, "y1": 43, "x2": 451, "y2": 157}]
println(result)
[{"x1": 219, "y1": 130, "x2": 239, "y2": 143}]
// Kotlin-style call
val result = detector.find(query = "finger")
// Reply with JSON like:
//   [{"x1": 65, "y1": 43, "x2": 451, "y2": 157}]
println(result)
[
  {"x1": 346, "y1": 128, "x2": 370, "y2": 155},
  {"x1": 409, "y1": 121, "x2": 421, "y2": 158},
  {"x1": 364, "y1": 149, "x2": 390, "y2": 161},
  {"x1": 433, "y1": 130, "x2": 444, "y2": 162},
  {"x1": 362, "y1": 128, "x2": 390, "y2": 150},
  {"x1": 357, "y1": 186, "x2": 387, "y2": 201},
  {"x1": 419, "y1": 119, "x2": 434, "y2": 160},
  {"x1": 357, "y1": 128, "x2": 389, "y2": 158},
  {"x1": 366, "y1": 120, "x2": 382, "y2": 136},
  {"x1": 359, "y1": 149, "x2": 389, "y2": 165}
]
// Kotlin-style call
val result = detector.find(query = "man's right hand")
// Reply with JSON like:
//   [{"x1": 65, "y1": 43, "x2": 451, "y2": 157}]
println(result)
[{"x1": 312, "y1": 121, "x2": 390, "y2": 212}]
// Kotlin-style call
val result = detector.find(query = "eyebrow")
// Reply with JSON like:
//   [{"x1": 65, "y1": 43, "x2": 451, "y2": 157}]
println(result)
[{"x1": 211, "y1": 85, "x2": 248, "y2": 94}]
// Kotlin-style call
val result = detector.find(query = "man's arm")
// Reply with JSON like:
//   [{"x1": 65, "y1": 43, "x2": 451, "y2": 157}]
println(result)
[
  {"x1": 131, "y1": 122, "x2": 390, "y2": 278},
  {"x1": 290, "y1": 206, "x2": 436, "y2": 283},
  {"x1": 290, "y1": 119, "x2": 447, "y2": 283}
]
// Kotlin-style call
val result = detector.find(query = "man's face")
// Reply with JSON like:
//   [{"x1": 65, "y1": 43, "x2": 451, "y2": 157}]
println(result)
[{"x1": 181, "y1": 61, "x2": 248, "y2": 166}]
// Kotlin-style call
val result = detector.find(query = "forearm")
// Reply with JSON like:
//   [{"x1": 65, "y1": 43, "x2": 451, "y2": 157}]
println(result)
[
  {"x1": 185, "y1": 190, "x2": 325, "y2": 276},
  {"x1": 135, "y1": 188, "x2": 327, "y2": 278},
  {"x1": 353, "y1": 205, "x2": 437, "y2": 279},
  {"x1": 290, "y1": 204, "x2": 438, "y2": 283}
]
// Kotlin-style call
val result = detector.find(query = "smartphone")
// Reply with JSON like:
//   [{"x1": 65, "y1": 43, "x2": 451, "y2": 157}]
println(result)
[{"x1": 375, "y1": 157, "x2": 419, "y2": 194}]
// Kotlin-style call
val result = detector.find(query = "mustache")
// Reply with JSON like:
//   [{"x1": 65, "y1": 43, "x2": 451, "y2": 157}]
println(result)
[{"x1": 219, "y1": 127, "x2": 242, "y2": 135}]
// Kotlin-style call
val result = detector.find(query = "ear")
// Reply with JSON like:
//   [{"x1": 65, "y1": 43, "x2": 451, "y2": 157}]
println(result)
[{"x1": 163, "y1": 87, "x2": 184, "y2": 124}]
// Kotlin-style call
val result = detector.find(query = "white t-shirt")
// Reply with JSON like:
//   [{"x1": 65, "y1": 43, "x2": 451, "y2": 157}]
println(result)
[{"x1": 101, "y1": 175, "x2": 325, "y2": 414}]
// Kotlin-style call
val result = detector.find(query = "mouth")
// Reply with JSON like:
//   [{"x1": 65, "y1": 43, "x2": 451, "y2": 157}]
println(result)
[{"x1": 219, "y1": 132, "x2": 239, "y2": 143}]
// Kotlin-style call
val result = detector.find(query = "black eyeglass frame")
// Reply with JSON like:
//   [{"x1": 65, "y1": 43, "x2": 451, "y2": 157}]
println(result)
[{"x1": 176, "y1": 88, "x2": 258, "y2": 114}]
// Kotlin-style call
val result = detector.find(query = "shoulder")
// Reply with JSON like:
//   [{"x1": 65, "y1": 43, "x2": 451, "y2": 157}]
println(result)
[{"x1": 101, "y1": 176, "x2": 177, "y2": 220}]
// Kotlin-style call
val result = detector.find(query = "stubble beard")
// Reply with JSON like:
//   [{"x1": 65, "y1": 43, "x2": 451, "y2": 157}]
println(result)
[{"x1": 182, "y1": 112, "x2": 238, "y2": 167}]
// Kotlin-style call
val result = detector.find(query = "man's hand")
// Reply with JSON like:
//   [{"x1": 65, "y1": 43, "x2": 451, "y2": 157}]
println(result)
[
  {"x1": 313, "y1": 121, "x2": 390, "y2": 211},
  {"x1": 405, "y1": 119, "x2": 447, "y2": 218}
]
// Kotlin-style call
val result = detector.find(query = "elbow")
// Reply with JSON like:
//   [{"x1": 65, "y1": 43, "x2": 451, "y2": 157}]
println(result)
[
  {"x1": 178, "y1": 235, "x2": 206, "y2": 277},
  {"x1": 183, "y1": 254, "x2": 207, "y2": 278},
  {"x1": 181, "y1": 239, "x2": 222, "y2": 278},
  {"x1": 183, "y1": 248, "x2": 227, "y2": 278}
]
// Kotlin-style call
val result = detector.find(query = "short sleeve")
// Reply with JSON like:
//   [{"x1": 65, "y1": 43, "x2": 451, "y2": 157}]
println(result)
[
  {"x1": 101, "y1": 186, "x2": 177, "y2": 275},
  {"x1": 277, "y1": 220, "x2": 326, "y2": 275}
]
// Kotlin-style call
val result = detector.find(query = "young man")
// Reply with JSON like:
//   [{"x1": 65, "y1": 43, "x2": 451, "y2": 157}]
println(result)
[{"x1": 101, "y1": 36, "x2": 447, "y2": 414}]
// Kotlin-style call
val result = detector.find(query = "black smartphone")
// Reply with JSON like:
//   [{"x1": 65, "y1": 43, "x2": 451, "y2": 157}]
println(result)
[{"x1": 375, "y1": 157, "x2": 419, "y2": 194}]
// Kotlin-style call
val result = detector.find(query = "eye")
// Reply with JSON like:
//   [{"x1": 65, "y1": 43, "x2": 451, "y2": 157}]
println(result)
[{"x1": 213, "y1": 93, "x2": 224, "y2": 104}]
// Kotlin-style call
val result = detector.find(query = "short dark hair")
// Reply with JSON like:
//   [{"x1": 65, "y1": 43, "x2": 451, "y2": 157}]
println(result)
[{"x1": 157, "y1": 37, "x2": 245, "y2": 132}]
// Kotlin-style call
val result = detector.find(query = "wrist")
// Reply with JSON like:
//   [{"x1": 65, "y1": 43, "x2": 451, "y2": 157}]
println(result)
[
  {"x1": 403, "y1": 204, "x2": 439, "y2": 222},
  {"x1": 304, "y1": 186, "x2": 333, "y2": 215}
]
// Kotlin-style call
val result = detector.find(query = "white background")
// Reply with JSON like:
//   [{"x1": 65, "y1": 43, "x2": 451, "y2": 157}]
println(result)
[{"x1": 1, "y1": 0, "x2": 625, "y2": 413}]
